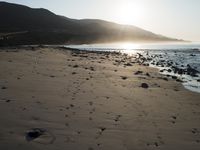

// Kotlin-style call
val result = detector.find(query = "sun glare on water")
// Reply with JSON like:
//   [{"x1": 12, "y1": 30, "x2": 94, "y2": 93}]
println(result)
[{"x1": 120, "y1": 43, "x2": 140, "y2": 50}]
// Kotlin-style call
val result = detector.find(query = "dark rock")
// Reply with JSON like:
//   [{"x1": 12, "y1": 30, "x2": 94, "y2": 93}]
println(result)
[
  {"x1": 25, "y1": 128, "x2": 45, "y2": 141},
  {"x1": 166, "y1": 75, "x2": 171, "y2": 78},
  {"x1": 90, "y1": 67, "x2": 95, "y2": 71},
  {"x1": 187, "y1": 65, "x2": 199, "y2": 77},
  {"x1": 141, "y1": 83, "x2": 149, "y2": 89},
  {"x1": 124, "y1": 63, "x2": 132, "y2": 66},
  {"x1": 160, "y1": 69, "x2": 165, "y2": 73},
  {"x1": 143, "y1": 63, "x2": 149, "y2": 66},
  {"x1": 5, "y1": 99, "x2": 11, "y2": 103},
  {"x1": 100, "y1": 127, "x2": 106, "y2": 132},
  {"x1": 176, "y1": 79, "x2": 183, "y2": 82},
  {"x1": 172, "y1": 76, "x2": 177, "y2": 79},
  {"x1": 134, "y1": 71, "x2": 143, "y2": 75},
  {"x1": 73, "y1": 65, "x2": 79, "y2": 68},
  {"x1": 172, "y1": 116, "x2": 177, "y2": 120},
  {"x1": 162, "y1": 77, "x2": 168, "y2": 81},
  {"x1": 1, "y1": 86, "x2": 7, "y2": 89},
  {"x1": 177, "y1": 69, "x2": 184, "y2": 75},
  {"x1": 167, "y1": 69, "x2": 172, "y2": 72},
  {"x1": 121, "y1": 76, "x2": 127, "y2": 80},
  {"x1": 70, "y1": 104, "x2": 74, "y2": 107},
  {"x1": 146, "y1": 73, "x2": 150, "y2": 77}
]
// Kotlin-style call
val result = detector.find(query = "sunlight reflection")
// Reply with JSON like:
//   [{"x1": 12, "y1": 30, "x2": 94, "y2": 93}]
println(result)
[
  {"x1": 119, "y1": 43, "x2": 141, "y2": 55},
  {"x1": 120, "y1": 43, "x2": 140, "y2": 50}
]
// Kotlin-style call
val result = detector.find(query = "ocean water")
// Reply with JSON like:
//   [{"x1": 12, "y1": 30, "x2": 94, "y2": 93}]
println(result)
[{"x1": 65, "y1": 43, "x2": 200, "y2": 93}]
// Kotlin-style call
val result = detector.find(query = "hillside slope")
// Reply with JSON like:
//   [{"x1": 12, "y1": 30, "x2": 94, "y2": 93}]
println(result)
[{"x1": 0, "y1": 2, "x2": 181, "y2": 46}]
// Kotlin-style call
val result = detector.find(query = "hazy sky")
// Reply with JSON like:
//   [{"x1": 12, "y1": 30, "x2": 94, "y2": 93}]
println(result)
[{"x1": 4, "y1": 0, "x2": 200, "y2": 41}]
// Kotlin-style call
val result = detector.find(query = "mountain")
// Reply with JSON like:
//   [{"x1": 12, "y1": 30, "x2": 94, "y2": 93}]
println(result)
[{"x1": 0, "y1": 1, "x2": 182, "y2": 46}]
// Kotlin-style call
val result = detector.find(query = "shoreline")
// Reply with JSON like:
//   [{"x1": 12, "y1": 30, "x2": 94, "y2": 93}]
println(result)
[
  {"x1": 0, "y1": 45, "x2": 199, "y2": 93},
  {"x1": 0, "y1": 46, "x2": 200, "y2": 150},
  {"x1": 62, "y1": 45, "x2": 200, "y2": 94}
]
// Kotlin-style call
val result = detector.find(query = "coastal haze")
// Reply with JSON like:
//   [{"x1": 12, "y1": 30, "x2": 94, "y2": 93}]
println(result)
[
  {"x1": 1, "y1": 0, "x2": 200, "y2": 42},
  {"x1": 0, "y1": 1, "x2": 200, "y2": 150},
  {"x1": 0, "y1": 1, "x2": 181, "y2": 46}
]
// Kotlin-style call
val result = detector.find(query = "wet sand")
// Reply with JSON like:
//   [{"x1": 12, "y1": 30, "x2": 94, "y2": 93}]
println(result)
[{"x1": 0, "y1": 47, "x2": 200, "y2": 150}]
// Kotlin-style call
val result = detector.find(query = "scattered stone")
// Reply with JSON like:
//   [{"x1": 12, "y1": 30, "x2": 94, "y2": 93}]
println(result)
[
  {"x1": 114, "y1": 115, "x2": 122, "y2": 122},
  {"x1": 100, "y1": 127, "x2": 106, "y2": 132},
  {"x1": 159, "y1": 69, "x2": 165, "y2": 73},
  {"x1": 134, "y1": 71, "x2": 143, "y2": 75},
  {"x1": 90, "y1": 67, "x2": 95, "y2": 71},
  {"x1": 141, "y1": 83, "x2": 149, "y2": 89},
  {"x1": 1, "y1": 86, "x2": 7, "y2": 89},
  {"x1": 176, "y1": 79, "x2": 183, "y2": 82},
  {"x1": 124, "y1": 63, "x2": 132, "y2": 66},
  {"x1": 146, "y1": 73, "x2": 150, "y2": 77},
  {"x1": 172, "y1": 116, "x2": 177, "y2": 120},
  {"x1": 70, "y1": 104, "x2": 74, "y2": 107},
  {"x1": 25, "y1": 128, "x2": 56, "y2": 144},
  {"x1": 73, "y1": 65, "x2": 79, "y2": 68},
  {"x1": 25, "y1": 128, "x2": 45, "y2": 141},
  {"x1": 167, "y1": 69, "x2": 172, "y2": 72},
  {"x1": 162, "y1": 77, "x2": 168, "y2": 81},
  {"x1": 191, "y1": 128, "x2": 198, "y2": 134},
  {"x1": 5, "y1": 99, "x2": 11, "y2": 103},
  {"x1": 187, "y1": 65, "x2": 199, "y2": 77},
  {"x1": 121, "y1": 76, "x2": 127, "y2": 80},
  {"x1": 143, "y1": 63, "x2": 149, "y2": 66},
  {"x1": 172, "y1": 76, "x2": 177, "y2": 80}
]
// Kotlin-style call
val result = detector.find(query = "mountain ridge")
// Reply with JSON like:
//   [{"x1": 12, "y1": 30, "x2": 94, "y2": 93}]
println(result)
[{"x1": 0, "y1": 1, "x2": 183, "y2": 46}]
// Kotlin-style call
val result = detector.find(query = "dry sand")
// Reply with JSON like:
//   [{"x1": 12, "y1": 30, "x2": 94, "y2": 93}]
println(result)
[{"x1": 0, "y1": 47, "x2": 200, "y2": 150}]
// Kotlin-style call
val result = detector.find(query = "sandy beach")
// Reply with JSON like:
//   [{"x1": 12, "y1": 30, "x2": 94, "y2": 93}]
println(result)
[{"x1": 0, "y1": 46, "x2": 200, "y2": 150}]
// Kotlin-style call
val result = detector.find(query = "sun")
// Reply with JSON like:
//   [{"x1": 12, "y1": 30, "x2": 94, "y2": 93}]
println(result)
[{"x1": 117, "y1": 1, "x2": 145, "y2": 25}]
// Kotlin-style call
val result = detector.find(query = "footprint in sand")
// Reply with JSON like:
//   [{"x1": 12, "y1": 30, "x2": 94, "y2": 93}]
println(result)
[
  {"x1": 89, "y1": 101, "x2": 93, "y2": 106},
  {"x1": 170, "y1": 115, "x2": 177, "y2": 124},
  {"x1": 191, "y1": 128, "x2": 199, "y2": 134},
  {"x1": 114, "y1": 115, "x2": 122, "y2": 122},
  {"x1": 1, "y1": 86, "x2": 7, "y2": 89},
  {"x1": 146, "y1": 134, "x2": 165, "y2": 147},
  {"x1": 96, "y1": 127, "x2": 106, "y2": 139}
]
